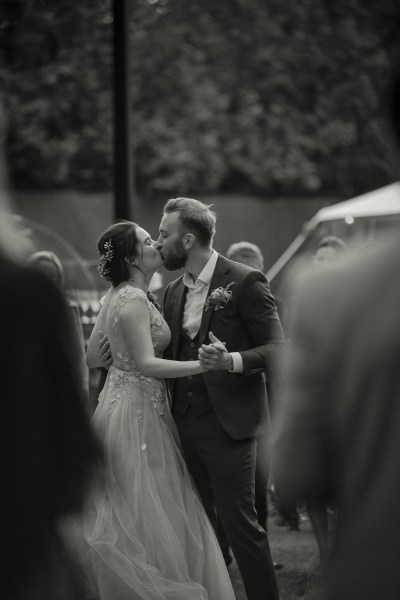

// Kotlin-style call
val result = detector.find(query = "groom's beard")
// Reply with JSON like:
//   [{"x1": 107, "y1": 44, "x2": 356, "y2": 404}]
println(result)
[{"x1": 163, "y1": 239, "x2": 188, "y2": 271}]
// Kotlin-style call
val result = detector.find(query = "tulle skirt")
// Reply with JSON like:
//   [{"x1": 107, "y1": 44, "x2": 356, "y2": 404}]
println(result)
[{"x1": 74, "y1": 366, "x2": 235, "y2": 600}]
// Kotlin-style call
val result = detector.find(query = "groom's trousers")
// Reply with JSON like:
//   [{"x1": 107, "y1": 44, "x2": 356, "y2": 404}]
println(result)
[{"x1": 173, "y1": 404, "x2": 279, "y2": 600}]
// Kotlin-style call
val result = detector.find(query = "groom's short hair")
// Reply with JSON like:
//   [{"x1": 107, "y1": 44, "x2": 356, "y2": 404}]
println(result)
[{"x1": 164, "y1": 197, "x2": 216, "y2": 246}]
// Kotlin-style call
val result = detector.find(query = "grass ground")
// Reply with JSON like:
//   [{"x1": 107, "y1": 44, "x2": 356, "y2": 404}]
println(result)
[{"x1": 229, "y1": 516, "x2": 322, "y2": 600}]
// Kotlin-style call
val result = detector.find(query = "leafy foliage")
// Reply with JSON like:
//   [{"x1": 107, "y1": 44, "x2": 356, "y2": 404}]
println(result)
[
  {"x1": 2, "y1": 0, "x2": 400, "y2": 196},
  {"x1": 1, "y1": 0, "x2": 113, "y2": 189}
]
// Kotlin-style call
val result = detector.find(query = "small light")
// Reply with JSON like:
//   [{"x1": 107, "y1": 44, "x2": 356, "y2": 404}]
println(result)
[{"x1": 345, "y1": 215, "x2": 354, "y2": 225}]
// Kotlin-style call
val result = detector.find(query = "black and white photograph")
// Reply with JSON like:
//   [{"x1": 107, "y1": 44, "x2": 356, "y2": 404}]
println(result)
[{"x1": 1, "y1": 1, "x2": 400, "y2": 599}]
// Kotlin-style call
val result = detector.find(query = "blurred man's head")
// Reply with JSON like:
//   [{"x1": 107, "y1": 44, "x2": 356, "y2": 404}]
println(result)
[
  {"x1": 27, "y1": 251, "x2": 64, "y2": 287},
  {"x1": 226, "y1": 241, "x2": 264, "y2": 271},
  {"x1": 313, "y1": 236, "x2": 347, "y2": 266}
]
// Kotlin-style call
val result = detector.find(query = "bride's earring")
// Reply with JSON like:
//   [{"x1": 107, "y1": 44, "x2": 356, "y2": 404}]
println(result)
[{"x1": 125, "y1": 257, "x2": 137, "y2": 272}]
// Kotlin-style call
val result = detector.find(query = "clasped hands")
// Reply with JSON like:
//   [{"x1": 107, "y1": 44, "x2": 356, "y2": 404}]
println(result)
[
  {"x1": 96, "y1": 330, "x2": 231, "y2": 372},
  {"x1": 198, "y1": 332, "x2": 233, "y2": 371}
]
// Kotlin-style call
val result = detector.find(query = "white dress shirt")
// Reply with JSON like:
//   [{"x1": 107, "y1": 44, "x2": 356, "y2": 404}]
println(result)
[{"x1": 182, "y1": 250, "x2": 243, "y2": 372}]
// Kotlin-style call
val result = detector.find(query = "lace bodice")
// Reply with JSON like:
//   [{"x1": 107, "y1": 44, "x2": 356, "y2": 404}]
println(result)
[{"x1": 103, "y1": 285, "x2": 171, "y2": 377}]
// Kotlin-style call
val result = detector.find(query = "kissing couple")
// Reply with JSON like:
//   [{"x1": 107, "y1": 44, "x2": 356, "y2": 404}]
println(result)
[{"x1": 80, "y1": 197, "x2": 285, "y2": 600}]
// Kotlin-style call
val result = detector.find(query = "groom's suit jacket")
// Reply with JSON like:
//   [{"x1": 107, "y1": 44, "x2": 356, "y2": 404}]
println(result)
[{"x1": 163, "y1": 254, "x2": 285, "y2": 440}]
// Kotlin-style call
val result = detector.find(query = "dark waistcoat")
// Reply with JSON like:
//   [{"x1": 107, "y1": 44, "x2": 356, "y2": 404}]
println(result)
[{"x1": 173, "y1": 331, "x2": 212, "y2": 416}]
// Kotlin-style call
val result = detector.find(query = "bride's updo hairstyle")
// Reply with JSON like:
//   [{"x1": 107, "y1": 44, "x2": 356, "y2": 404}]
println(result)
[
  {"x1": 97, "y1": 220, "x2": 141, "y2": 286},
  {"x1": 97, "y1": 220, "x2": 160, "y2": 309}
]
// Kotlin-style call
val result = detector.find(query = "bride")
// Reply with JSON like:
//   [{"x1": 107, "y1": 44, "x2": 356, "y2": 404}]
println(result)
[{"x1": 80, "y1": 220, "x2": 236, "y2": 600}]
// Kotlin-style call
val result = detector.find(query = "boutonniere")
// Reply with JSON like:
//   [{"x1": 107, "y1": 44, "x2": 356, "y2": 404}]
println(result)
[{"x1": 204, "y1": 282, "x2": 237, "y2": 312}]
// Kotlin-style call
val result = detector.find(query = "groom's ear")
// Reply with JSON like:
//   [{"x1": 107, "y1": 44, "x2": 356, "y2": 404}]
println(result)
[{"x1": 182, "y1": 233, "x2": 195, "y2": 249}]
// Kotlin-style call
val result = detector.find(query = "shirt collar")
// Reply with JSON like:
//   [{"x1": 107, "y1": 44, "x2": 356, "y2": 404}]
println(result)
[{"x1": 183, "y1": 249, "x2": 218, "y2": 289}]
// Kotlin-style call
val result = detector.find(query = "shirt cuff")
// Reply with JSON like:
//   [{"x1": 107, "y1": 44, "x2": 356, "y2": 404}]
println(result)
[{"x1": 230, "y1": 352, "x2": 244, "y2": 373}]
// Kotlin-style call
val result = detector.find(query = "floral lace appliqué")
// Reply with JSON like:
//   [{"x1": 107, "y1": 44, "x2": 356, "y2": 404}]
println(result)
[
  {"x1": 111, "y1": 287, "x2": 148, "y2": 341},
  {"x1": 110, "y1": 286, "x2": 170, "y2": 374}
]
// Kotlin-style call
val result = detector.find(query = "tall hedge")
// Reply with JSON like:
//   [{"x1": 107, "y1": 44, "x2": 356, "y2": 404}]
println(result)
[{"x1": 1, "y1": 0, "x2": 399, "y2": 197}]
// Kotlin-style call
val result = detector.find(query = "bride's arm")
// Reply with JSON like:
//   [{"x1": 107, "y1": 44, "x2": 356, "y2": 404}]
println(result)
[{"x1": 121, "y1": 296, "x2": 207, "y2": 379}]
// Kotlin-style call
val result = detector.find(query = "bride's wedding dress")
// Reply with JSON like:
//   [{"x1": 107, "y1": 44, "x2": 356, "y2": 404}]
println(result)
[{"x1": 76, "y1": 285, "x2": 235, "y2": 600}]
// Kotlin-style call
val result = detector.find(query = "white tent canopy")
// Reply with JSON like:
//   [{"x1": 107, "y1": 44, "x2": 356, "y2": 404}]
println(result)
[
  {"x1": 267, "y1": 182, "x2": 400, "y2": 281},
  {"x1": 309, "y1": 182, "x2": 400, "y2": 226}
]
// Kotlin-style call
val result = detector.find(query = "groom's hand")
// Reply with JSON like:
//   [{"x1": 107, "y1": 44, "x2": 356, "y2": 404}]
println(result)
[
  {"x1": 208, "y1": 331, "x2": 227, "y2": 352},
  {"x1": 98, "y1": 331, "x2": 113, "y2": 369},
  {"x1": 198, "y1": 332, "x2": 233, "y2": 371}
]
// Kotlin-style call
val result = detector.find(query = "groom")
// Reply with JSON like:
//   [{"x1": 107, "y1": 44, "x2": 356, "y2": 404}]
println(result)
[{"x1": 157, "y1": 197, "x2": 284, "y2": 600}]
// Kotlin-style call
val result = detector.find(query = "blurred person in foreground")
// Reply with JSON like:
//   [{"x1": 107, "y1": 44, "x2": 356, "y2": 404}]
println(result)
[
  {"x1": 274, "y1": 236, "x2": 400, "y2": 599},
  {"x1": 0, "y1": 204, "x2": 100, "y2": 599},
  {"x1": 304, "y1": 235, "x2": 348, "y2": 566},
  {"x1": 27, "y1": 250, "x2": 89, "y2": 405},
  {"x1": 0, "y1": 94, "x2": 99, "y2": 598},
  {"x1": 274, "y1": 71, "x2": 400, "y2": 600}
]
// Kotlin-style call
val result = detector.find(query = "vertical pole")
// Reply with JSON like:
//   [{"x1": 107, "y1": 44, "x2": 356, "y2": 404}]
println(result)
[{"x1": 113, "y1": 0, "x2": 133, "y2": 220}]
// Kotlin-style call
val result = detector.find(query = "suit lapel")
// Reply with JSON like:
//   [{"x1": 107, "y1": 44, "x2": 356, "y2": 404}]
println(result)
[
  {"x1": 198, "y1": 255, "x2": 231, "y2": 345},
  {"x1": 170, "y1": 280, "x2": 187, "y2": 359}
]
